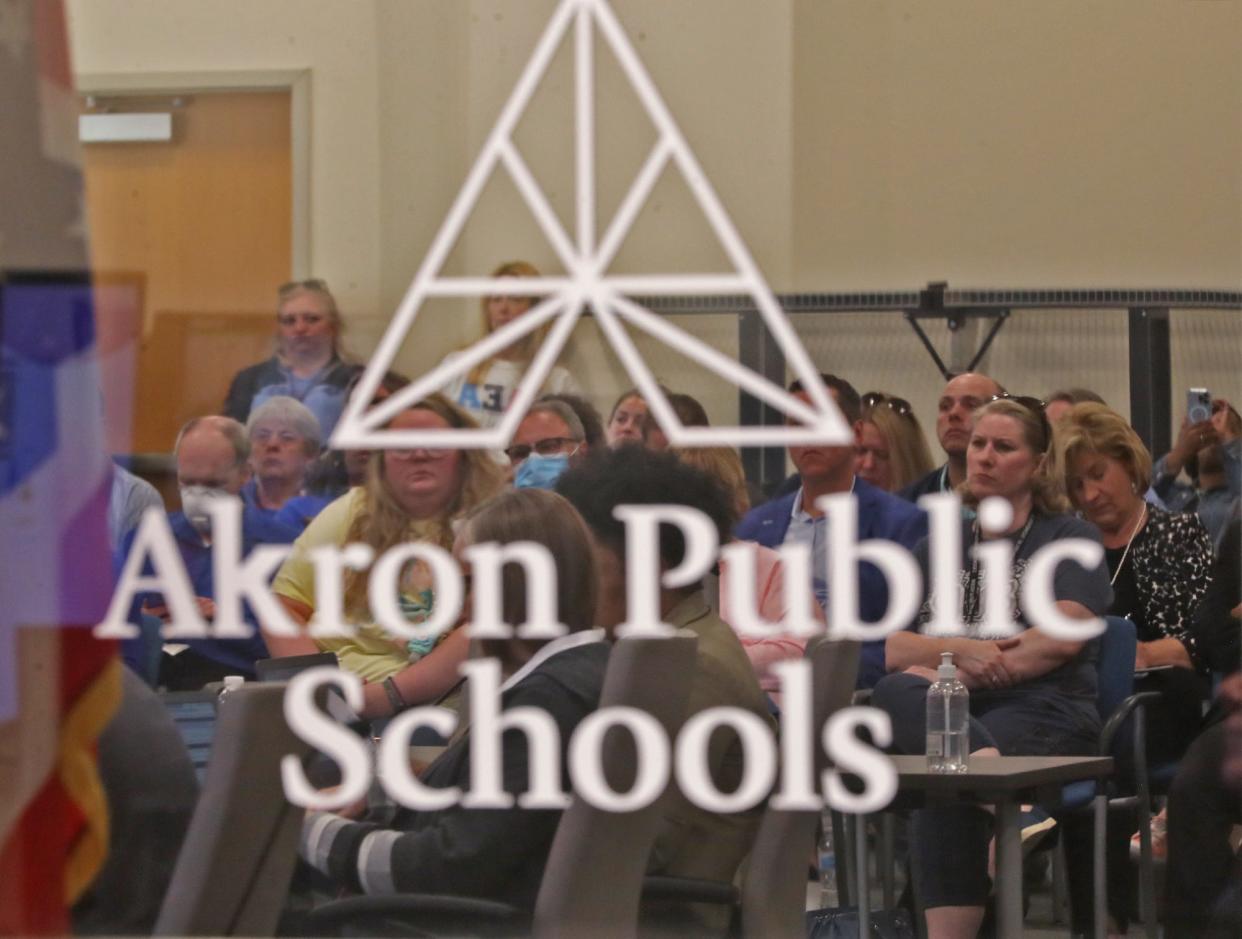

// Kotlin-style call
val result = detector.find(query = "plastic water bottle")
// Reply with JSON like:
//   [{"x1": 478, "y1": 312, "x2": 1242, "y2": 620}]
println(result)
[
  {"x1": 818, "y1": 810, "x2": 839, "y2": 906},
  {"x1": 926, "y1": 652, "x2": 969, "y2": 774},
  {"x1": 217, "y1": 674, "x2": 244, "y2": 706}
]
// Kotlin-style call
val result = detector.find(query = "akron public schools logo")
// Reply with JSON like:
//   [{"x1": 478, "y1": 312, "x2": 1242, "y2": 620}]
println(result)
[{"x1": 332, "y1": 0, "x2": 851, "y2": 453}]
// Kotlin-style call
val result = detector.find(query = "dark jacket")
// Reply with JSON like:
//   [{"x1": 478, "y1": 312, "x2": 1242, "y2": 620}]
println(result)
[
  {"x1": 305, "y1": 640, "x2": 610, "y2": 909},
  {"x1": 898, "y1": 463, "x2": 950, "y2": 503}
]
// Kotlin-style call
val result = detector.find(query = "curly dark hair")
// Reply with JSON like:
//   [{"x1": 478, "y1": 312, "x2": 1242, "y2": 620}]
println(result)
[{"x1": 556, "y1": 445, "x2": 735, "y2": 571}]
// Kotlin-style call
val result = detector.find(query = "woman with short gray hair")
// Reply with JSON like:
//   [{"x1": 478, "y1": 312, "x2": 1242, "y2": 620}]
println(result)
[{"x1": 243, "y1": 395, "x2": 331, "y2": 528}]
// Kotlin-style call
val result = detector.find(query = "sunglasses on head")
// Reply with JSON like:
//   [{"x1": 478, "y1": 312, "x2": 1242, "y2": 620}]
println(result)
[
  {"x1": 861, "y1": 391, "x2": 914, "y2": 419},
  {"x1": 988, "y1": 393, "x2": 1052, "y2": 450}
]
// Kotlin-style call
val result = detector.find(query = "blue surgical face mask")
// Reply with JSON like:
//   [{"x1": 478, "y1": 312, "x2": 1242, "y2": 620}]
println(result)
[{"x1": 514, "y1": 452, "x2": 571, "y2": 490}]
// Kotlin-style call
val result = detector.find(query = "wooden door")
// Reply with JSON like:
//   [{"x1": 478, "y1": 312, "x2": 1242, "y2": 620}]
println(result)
[{"x1": 81, "y1": 90, "x2": 292, "y2": 454}]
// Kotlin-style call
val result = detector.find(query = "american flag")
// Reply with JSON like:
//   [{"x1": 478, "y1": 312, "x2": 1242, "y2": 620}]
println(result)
[{"x1": 0, "y1": 0, "x2": 121, "y2": 932}]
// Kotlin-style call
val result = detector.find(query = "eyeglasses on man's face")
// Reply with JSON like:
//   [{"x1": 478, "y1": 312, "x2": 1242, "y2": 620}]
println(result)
[{"x1": 277, "y1": 312, "x2": 327, "y2": 328}]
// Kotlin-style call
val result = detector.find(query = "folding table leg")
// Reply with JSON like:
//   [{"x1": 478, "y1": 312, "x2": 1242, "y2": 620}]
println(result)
[
  {"x1": 995, "y1": 800, "x2": 1023, "y2": 937},
  {"x1": 855, "y1": 812, "x2": 870, "y2": 938},
  {"x1": 1093, "y1": 792, "x2": 1108, "y2": 939}
]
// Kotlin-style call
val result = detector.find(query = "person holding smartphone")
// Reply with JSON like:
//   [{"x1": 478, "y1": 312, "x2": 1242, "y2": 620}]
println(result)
[{"x1": 1153, "y1": 393, "x2": 1241, "y2": 542}]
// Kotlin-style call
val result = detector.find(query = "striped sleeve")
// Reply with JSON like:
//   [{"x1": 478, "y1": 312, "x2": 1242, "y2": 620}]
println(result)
[{"x1": 300, "y1": 812, "x2": 380, "y2": 893}]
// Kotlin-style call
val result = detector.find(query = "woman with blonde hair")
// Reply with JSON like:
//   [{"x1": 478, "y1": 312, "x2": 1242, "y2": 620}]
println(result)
[
  {"x1": 444, "y1": 261, "x2": 580, "y2": 428},
  {"x1": 1053, "y1": 401, "x2": 1212, "y2": 682},
  {"x1": 873, "y1": 394, "x2": 1111, "y2": 939},
  {"x1": 855, "y1": 392, "x2": 936, "y2": 492},
  {"x1": 224, "y1": 278, "x2": 357, "y2": 436},
  {"x1": 267, "y1": 393, "x2": 505, "y2": 717},
  {"x1": 1053, "y1": 402, "x2": 1215, "y2": 932}
]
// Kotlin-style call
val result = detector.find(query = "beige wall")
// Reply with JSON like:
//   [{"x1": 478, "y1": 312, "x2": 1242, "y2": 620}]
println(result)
[
  {"x1": 68, "y1": 0, "x2": 384, "y2": 322},
  {"x1": 367, "y1": 0, "x2": 794, "y2": 421},
  {"x1": 793, "y1": 0, "x2": 1241, "y2": 291},
  {"x1": 67, "y1": 0, "x2": 1240, "y2": 440},
  {"x1": 791, "y1": 0, "x2": 1240, "y2": 441}
]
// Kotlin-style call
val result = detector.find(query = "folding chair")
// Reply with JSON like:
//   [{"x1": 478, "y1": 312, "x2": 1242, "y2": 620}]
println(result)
[
  {"x1": 639, "y1": 638, "x2": 863, "y2": 939},
  {"x1": 155, "y1": 682, "x2": 312, "y2": 936}
]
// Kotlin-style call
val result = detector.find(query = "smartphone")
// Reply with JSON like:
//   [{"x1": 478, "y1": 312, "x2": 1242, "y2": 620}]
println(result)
[{"x1": 1187, "y1": 387, "x2": 1212, "y2": 423}]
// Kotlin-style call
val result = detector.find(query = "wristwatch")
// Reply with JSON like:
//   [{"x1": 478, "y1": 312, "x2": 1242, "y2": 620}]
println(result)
[{"x1": 381, "y1": 676, "x2": 406, "y2": 714}]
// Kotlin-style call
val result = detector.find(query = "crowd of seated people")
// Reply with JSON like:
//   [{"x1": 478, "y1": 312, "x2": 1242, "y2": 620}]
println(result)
[
  {"x1": 297, "y1": 487, "x2": 610, "y2": 908},
  {"x1": 100, "y1": 270, "x2": 1242, "y2": 938},
  {"x1": 266, "y1": 393, "x2": 506, "y2": 716},
  {"x1": 117, "y1": 414, "x2": 300, "y2": 688}
]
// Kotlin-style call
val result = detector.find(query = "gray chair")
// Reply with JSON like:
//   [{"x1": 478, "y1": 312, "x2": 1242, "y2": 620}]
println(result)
[
  {"x1": 640, "y1": 637, "x2": 863, "y2": 939},
  {"x1": 532, "y1": 632, "x2": 698, "y2": 939},
  {"x1": 154, "y1": 682, "x2": 311, "y2": 936},
  {"x1": 305, "y1": 633, "x2": 699, "y2": 939},
  {"x1": 739, "y1": 638, "x2": 861, "y2": 939}
]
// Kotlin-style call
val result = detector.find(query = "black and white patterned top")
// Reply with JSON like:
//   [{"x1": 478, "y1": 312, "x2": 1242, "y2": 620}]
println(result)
[{"x1": 1106, "y1": 505, "x2": 1214, "y2": 670}]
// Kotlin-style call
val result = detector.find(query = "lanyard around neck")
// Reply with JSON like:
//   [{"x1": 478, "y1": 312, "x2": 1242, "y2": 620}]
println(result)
[{"x1": 962, "y1": 511, "x2": 1036, "y2": 624}]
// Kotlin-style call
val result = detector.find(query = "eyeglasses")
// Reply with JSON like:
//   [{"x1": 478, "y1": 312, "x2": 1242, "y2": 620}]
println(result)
[
  {"x1": 988, "y1": 393, "x2": 1052, "y2": 450},
  {"x1": 861, "y1": 391, "x2": 914, "y2": 418},
  {"x1": 277, "y1": 312, "x2": 326, "y2": 328},
  {"x1": 251, "y1": 428, "x2": 303, "y2": 445},
  {"x1": 504, "y1": 437, "x2": 581, "y2": 463},
  {"x1": 386, "y1": 446, "x2": 455, "y2": 462}
]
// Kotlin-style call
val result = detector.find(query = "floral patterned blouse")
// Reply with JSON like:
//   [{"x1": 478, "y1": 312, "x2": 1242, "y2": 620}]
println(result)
[{"x1": 1106, "y1": 505, "x2": 1214, "y2": 670}]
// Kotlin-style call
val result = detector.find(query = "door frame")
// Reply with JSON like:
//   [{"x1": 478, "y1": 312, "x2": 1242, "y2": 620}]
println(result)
[{"x1": 74, "y1": 68, "x2": 311, "y2": 279}]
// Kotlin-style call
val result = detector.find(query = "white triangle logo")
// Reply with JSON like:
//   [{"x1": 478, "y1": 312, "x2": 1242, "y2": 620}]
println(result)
[{"x1": 333, "y1": 0, "x2": 850, "y2": 450}]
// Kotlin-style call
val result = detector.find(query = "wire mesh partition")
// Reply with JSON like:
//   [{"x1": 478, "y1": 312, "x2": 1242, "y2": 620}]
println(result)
[{"x1": 637, "y1": 286, "x2": 1242, "y2": 491}]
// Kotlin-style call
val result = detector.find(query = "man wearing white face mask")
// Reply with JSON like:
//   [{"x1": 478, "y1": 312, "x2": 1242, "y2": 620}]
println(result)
[
  {"x1": 505, "y1": 400, "x2": 587, "y2": 491},
  {"x1": 117, "y1": 416, "x2": 299, "y2": 689}
]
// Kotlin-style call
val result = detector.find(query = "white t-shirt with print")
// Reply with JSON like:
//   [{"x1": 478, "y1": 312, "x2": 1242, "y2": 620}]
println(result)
[{"x1": 443, "y1": 356, "x2": 580, "y2": 429}]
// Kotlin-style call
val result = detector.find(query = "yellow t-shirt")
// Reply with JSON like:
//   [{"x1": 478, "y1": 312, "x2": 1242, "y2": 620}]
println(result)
[{"x1": 272, "y1": 488, "x2": 450, "y2": 683}]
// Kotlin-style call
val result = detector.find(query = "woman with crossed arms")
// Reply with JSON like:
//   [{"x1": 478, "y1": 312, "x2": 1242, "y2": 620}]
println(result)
[{"x1": 872, "y1": 395, "x2": 1111, "y2": 939}]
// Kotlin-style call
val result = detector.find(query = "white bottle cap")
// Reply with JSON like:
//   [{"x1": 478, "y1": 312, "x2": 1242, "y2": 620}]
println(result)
[
  {"x1": 937, "y1": 652, "x2": 956, "y2": 680},
  {"x1": 222, "y1": 675, "x2": 245, "y2": 690}
]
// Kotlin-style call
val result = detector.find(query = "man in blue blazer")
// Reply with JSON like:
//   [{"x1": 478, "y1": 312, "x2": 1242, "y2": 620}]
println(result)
[{"x1": 735, "y1": 375, "x2": 927, "y2": 688}]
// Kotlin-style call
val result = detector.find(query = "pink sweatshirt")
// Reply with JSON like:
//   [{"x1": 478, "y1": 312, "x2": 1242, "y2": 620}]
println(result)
[{"x1": 718, "y1": 541, "x2": 823, "y2": 707}]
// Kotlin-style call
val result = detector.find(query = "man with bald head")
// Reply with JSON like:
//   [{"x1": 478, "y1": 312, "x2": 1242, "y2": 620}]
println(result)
[
  {"x1": 118, "y1": 415, "x2": 299, "y2": 688},
  {"x1": 899, "y1": 371, "x2": 1003, "y2": 501}
]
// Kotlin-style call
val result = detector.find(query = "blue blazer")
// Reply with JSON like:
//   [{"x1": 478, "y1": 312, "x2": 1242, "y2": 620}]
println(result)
[{"x1": 735, "y1": 478, "x2": 928, "y2": 687}]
